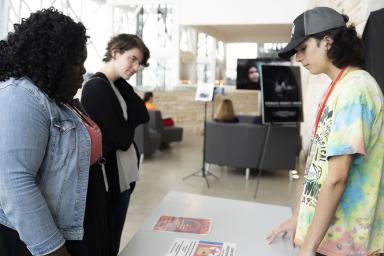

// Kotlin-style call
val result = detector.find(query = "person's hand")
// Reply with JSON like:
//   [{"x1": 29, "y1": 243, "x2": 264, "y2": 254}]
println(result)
[
  {"x1": 266, "y1": 217, "x2": 297, "y2": 246},
  {"x1": 47, "y1": 245, "x2": 70, "y2": 256}
]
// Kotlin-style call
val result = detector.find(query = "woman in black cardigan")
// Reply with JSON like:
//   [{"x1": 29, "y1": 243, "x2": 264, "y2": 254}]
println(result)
[{"x1": 81, "y1": 34, "x2": 150, "y2": 256}]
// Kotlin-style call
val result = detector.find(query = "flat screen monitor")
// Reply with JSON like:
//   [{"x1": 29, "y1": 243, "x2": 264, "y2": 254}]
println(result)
[
  {"x1": 236, "y1": 58, "x2": 289, "y2": 90},
  {"x1": 260, "y1": 65, "x2": 303, "y2": 124}
]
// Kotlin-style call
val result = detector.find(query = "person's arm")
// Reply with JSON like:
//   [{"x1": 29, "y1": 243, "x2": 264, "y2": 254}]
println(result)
[
  {"x1": 0, "y1": 86, "x2": 65, "y2": 255},
  {"x1": 114, "y1": 79, "x2": 149, "y2": 126},
  {"x1": 81, "y1": 78, "x2": 136, "y2": 152},
  {"x1": 298, "y1": 155, "x2": 353, "y2": 255}
]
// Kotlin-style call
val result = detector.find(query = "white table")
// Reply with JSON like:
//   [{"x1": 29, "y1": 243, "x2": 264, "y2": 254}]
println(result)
[{"x1": 119, "y1": 192, "x2": 298, "y2": 256}]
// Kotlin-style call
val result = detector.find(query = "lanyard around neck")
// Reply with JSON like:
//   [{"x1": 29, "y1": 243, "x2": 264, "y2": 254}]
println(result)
[{"x1": 313, "y1": 66, "x2": 348, "y2": 135}]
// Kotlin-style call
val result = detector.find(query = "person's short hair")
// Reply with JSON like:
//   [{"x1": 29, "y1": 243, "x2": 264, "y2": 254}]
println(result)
[
  {"x1": 102, "y1": 34, "x2": 150, "y2": 67},
  {"x1": 0, "y1": 7, "x2": 88, "y2": 103},
  {"x1": 143, "y1": 91, "x2": 154, "y2": 102}
]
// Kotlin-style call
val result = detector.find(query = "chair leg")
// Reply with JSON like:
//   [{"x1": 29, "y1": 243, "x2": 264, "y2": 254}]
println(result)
[
  {"x1": 140, "y1": 153, "x2": 144, "y2": 165},
  {"x1": 245, "y1": 168, "x2": 250, "y2": 180}
]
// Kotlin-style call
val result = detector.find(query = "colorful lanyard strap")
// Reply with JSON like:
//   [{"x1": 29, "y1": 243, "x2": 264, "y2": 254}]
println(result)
[{"x1": 313, "y1": 66, "x2": 348, "y2": 135}]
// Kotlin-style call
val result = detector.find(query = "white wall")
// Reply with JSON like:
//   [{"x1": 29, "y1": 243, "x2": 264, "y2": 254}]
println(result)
[
  {"x1": 0, "y1": 0, "x2": 9, "y2": 40},
  {"x1": 177, "y1": 0, "x2": 308, "y2": 25},
  {"x1": 308, "y1": 0, "x2": 384, "y2": 35},
  {"x1": 113, "y1": 0, "x2": 308, "y2": 25}
]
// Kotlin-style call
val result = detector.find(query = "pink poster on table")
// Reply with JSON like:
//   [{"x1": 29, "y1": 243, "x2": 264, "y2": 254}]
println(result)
[{"x1": 153, "y1": 215, "x2": 212, "y2": 235}]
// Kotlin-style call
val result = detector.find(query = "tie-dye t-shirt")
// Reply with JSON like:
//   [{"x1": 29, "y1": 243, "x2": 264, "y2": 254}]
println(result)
[{"x1": 295, "y1": 70, "x2": 384, "y2": 256}]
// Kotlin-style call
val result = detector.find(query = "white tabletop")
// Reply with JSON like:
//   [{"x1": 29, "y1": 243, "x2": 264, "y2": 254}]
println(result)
[{"x1": 119, "y1": 192, "x2": 298, "y2": 256}]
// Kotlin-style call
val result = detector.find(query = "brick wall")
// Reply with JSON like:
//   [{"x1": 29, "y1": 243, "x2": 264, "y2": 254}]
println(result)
[{"x1": 137, "y1": 89, "x2": 260, "y2": 135}]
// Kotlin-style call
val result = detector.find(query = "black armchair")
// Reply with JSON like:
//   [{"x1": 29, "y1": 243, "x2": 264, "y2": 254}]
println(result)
[{"x1": 148, "y1": 110, "x2": 183, "y2": 145}]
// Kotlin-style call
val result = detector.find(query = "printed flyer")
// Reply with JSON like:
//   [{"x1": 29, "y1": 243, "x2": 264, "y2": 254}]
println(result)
[
  {"x1": 166, "y1": 238, "x2": 236, "y2": 256},
  {"x1": 153, "y1": 215, "x2": 212, "y2": 235}
]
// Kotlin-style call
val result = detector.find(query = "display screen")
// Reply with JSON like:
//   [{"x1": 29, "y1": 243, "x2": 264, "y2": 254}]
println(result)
[
  {"x1": 260, "y1": 65, "x2": 303, "y2": 123},
  {"x1": 236, "y1": 58, "x2": 290, "y2": 90}
]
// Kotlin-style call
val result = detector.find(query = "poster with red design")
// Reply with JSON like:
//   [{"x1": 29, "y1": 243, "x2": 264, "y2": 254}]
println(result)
[
  {"x1": 166, "y1": 238, "x2": 236, "y2": 256},
  {"x1": 153, "y1": 216, "x2": 212, "y2": 235}
]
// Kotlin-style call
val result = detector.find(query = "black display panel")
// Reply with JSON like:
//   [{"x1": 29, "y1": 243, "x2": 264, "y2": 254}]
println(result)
[
  {"x1": 236, "y1": 58, "x2": 289, "y2": 90},
  {"x1": 260, "y1": 65, "x2": 303, "y2": 123}
]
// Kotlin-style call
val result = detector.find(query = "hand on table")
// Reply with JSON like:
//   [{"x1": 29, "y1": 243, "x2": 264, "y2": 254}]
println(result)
[{"x1": 266, "y1": 217, "x2": 297, "y2": 247}]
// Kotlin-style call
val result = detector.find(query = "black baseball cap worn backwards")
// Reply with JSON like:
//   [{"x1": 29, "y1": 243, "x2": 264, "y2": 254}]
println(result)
[{"x1": 278, "y1": 7, "x2": 347, "y2": 59}]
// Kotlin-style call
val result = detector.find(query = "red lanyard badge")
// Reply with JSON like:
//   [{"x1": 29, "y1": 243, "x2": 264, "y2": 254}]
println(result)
[{"x1": 313, "y1": 66, "x2": 348, "y2": 135}]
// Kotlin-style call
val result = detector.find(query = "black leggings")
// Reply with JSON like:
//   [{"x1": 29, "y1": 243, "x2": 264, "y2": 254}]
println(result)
[
  {"x1": 0, "y1": 224, "x2": 30, "y2": 256},
  {"x1": 0, "y1": 224, "x2": 108, "y2": 256}
]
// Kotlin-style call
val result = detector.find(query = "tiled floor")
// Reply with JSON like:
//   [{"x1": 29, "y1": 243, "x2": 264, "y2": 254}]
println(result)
[{"x1": 119, "y1": 134, "x2": 304, "y2": 252}]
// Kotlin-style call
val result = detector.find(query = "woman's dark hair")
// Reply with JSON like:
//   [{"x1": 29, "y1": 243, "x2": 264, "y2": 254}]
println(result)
[
  {"x1": 0, "y1": 7, "x2": 88, "y2": 103},
  {"x1": 247, "y1": 64, "x2": 258, "y2": 79},
  {"x1": 312, "y1": 21, "x2": 364, "y2": 68},
  {"x1": 143, "y1": 91, "x2": 153, "y2": 102},
  {"x1": 103, "y1": 34, "x2": 150, "y2": 67},
  {"x1": 247, "y1": 64, "x2": 258, "y2": 71}
]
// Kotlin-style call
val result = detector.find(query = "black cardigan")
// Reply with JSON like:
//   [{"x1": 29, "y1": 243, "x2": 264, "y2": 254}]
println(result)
[{"x1": 81, "y1": 72, "x2": 149, "y2": 197}]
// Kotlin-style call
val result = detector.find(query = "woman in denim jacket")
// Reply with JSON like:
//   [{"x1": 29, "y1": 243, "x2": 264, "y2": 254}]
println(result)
[{"x1": 0, "y1": 8, "x2": 110, "y2": 256}]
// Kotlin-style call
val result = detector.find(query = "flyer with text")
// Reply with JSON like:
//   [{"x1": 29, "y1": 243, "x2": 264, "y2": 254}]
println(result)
[
  {"x1": 153, "y1": 215, "x2": 212, "y2": 235},
  {"x1": 166, "y1": 238, "x2": 236, "y2": 256}
]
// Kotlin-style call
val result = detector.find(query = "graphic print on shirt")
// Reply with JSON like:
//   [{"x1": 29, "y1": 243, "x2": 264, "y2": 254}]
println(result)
[
  {"x1": 302, "y1": 106, "x2": 333, "y2": 208},
  {"x1": 295, "y1": 70, "x2": 384, "y2": 255}
]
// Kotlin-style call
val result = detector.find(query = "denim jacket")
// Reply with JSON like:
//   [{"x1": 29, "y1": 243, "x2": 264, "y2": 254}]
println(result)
[{"x1": 0, "y1": 77, "x2": 91, "y2": 255}]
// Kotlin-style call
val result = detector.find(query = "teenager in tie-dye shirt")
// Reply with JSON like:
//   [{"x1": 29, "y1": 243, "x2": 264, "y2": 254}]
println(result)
[{"x1": 267, "y1": 7, "x2": 384, "y2": 256}]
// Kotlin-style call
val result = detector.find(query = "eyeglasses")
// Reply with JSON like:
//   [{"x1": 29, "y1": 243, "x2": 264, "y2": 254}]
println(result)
[{"x1": 127, "y1": 56, "x2": 145, "y2": 71}]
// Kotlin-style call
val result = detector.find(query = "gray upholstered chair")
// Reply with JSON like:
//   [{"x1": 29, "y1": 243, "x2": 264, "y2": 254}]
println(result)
[
  {"x1": 237, "y1": 115, "x2": 262, "y2": 124},
  {"x1": 148, "y1": 110, "x2": 183, "y2": 145},
  {"x1": 204, "y1": 121, "x2": 267, "y2": 179},
  {"x1": 259, "y1": 125, "x2": 301, "y2": 170},
  {"x1": 134, "y1": 123, "x2": 162, "y2": 158},
  {"x1": 204, "y1": 121, "x2": 301, "y2": 182}
]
